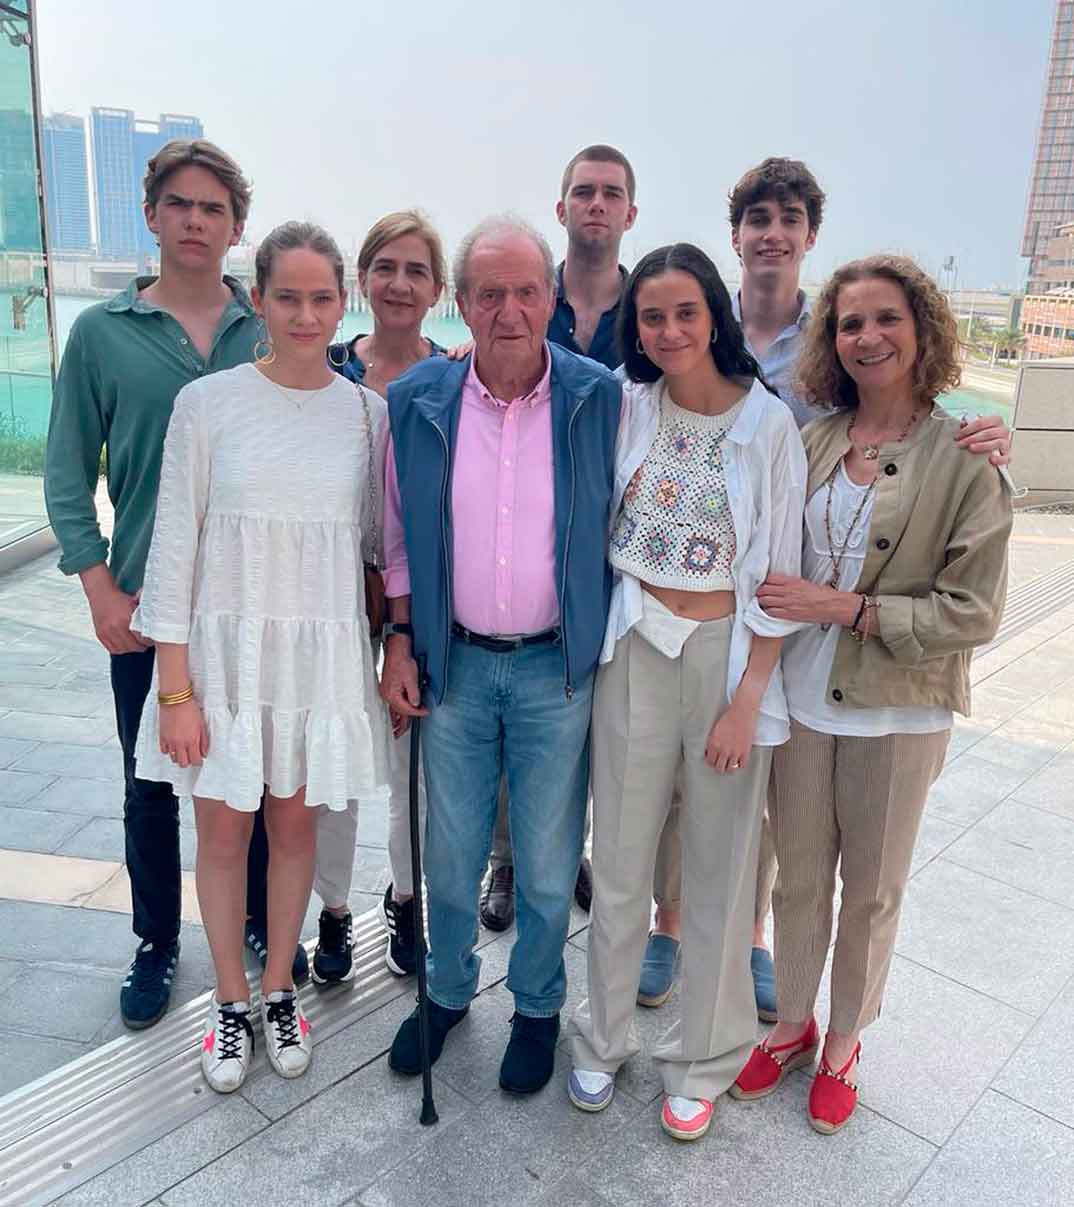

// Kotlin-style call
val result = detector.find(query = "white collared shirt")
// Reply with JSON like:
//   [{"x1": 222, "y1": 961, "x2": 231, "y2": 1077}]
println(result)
[
  {"x1": 732, "y1": 290, "x2": 821, "y2": 430},
  {"x1": 603, "y1": 376, "x2": 808, "y2": 746}
]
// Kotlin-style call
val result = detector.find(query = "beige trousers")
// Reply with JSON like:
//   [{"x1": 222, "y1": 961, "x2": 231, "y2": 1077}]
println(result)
[
  {"x1": 571, "y1": 619, "x2": 771, "y2": 1100},
  {"x1": 770, "y1": 719, "x2": 949, "y2": 1034},
  {"x1": 653, "y1": 786, "x2": 776, "y2": 926}
]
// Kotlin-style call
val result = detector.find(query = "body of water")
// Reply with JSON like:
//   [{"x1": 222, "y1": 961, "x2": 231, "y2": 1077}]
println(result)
[{"x1": 6, "y1": 294, "x2": 1015, "y2": 438}]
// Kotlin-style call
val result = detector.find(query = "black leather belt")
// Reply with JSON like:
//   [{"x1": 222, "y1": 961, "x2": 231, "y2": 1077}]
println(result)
[{"x1": 451, "y1": 622, "x2": 560, "y2": 653}]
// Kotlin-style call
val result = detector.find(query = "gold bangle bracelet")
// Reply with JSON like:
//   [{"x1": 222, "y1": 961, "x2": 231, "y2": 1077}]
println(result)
[{"x1": 158, "y1": 686, "x2": 194, "y2": 706}]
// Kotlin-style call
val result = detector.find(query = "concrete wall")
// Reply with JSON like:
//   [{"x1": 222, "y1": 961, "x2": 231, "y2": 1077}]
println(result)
[{"x1": 1012, "y1": 359, "x2": 1074, "y2": 490}]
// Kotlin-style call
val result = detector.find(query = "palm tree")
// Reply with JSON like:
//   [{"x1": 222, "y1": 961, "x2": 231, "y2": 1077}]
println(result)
[{"x1": 989, "y1": 327, "x2": 1025, "y2": 366}]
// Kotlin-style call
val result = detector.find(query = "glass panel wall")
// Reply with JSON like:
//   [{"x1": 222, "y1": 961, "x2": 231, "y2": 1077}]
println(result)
[{"x1": 0, "y1": 0, "x2": 55, "y2": 551}]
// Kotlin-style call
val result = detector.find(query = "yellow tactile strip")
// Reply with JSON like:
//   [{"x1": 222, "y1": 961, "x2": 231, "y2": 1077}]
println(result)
[{"x1": 0, "y1": 848, "x2": 203, "y2": 923}]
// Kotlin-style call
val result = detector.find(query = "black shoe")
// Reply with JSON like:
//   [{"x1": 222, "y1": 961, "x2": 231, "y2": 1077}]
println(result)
[
  {"x1": 120, "y1": 938, "x2": 180, "y2": 1030},
  {"x1": 480, "y1": 864, "x2": 515, "y2": 931},
  {"x1": 499, "y1": 1012, "x2": 560, "y2": 1094},
  {"x1": 243, "y1": 919, "x2": 310, "y2": 985},
  {"x1": 380, "y1": 884, "x2": 417, "y2": 976},
  {"x1": 574, "y1": 855, "x2": 593, "y2": 913},
  {"x1": 312, "y1": 909, "x2": 354, "y2": 986},
  {"x1": 388, "y1": 999, "x2": 469, "y2": 1074}
]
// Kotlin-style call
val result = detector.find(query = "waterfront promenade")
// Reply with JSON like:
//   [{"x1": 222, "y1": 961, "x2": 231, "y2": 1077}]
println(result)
[{"x1": 1, "y1": 505, "x2": 1073, "y2": 1204}]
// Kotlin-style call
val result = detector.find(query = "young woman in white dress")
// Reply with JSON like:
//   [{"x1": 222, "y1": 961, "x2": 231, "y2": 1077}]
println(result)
[{"x1": 132, "y1": 221, "x2": 389, "y2": 1092}]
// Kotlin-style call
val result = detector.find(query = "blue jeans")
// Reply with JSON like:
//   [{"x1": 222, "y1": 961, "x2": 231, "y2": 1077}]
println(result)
[{"x1": 421, "y1": 638, "x2": 592, "y2": 1017}]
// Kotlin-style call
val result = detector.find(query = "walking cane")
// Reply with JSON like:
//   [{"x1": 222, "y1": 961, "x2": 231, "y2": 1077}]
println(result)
[{"x1": 407, "y1": 691, "x2": 438, "y2": 1125}]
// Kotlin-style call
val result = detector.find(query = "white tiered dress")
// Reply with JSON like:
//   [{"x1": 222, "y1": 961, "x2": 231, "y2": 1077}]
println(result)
[{"x1": 132, "y1": 362, "x2": 390, "y2": 812}]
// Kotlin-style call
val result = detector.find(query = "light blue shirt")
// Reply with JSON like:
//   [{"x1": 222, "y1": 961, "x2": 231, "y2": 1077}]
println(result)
[{"x1": 732, "y1": 290, "x2": 821, "y2": 430}]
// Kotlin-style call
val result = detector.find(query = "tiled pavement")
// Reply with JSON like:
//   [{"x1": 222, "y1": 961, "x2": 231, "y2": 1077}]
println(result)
[{"x1": 0, "y1": 512, "x2": 1073, "y2": 1205}]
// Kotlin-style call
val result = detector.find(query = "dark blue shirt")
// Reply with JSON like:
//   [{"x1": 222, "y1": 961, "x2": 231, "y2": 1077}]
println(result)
[
  {"x1": 328, "y1": 333, "x2": 446, "y2": 385},
  {"x1": 546, "y1": 262, "x2": 627, "y2": 371}
]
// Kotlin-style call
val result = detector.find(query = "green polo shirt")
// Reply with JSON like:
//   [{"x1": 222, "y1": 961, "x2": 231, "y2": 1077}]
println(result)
[{"x1": 44, "y1": 275, "x2": 258, "y2": 594}]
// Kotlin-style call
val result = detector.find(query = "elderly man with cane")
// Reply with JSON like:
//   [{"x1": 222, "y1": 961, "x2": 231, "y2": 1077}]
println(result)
[{"x1": 380, "y1": 214, "x2": 622, "y2": 1094}]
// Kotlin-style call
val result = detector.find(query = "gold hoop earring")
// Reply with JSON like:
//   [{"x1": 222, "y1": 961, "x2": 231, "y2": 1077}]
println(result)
[
  {"x1": 254, "y1": 320, "x2": 276, "y2": 366},
  {"x1": 636, "y1": 338, "x2": 646, "y2": 355}
]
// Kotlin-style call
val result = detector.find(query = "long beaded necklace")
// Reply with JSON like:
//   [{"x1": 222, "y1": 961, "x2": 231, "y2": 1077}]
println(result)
[{"x1": 824, "y1": 404, "x2": 921, "y2": 589}]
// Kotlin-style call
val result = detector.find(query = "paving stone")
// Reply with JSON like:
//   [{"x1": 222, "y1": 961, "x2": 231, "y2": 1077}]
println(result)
[
  {"x1": 27, "y1": 775, "x2": 125, "y2": 818},
  {"x1": 0, "y1": 963, "x2": 119, "y2": 1041},
  {"x1": 527, "y1": 1178, "x2": 618, "y2": 1207},
  {"x1": 926, "y1": 753, "x2": 1032, "y2": 828},
  {"x1": 0, "y1": 900, "x2": 135, "y2": 969},
  {"x1": 896, "y1": 859, "x2": 1074, "y2": 1015},
  {"x1": 992, "y1": 977, "x2": 1074, "y2": 1130},
  {"x1": 1010, "y1": 745, "x2": 1074, "y2": 819},
  {"x1": 909, "y1": 813, "x2": 965, "y2": 875},
  {"x1": 0, "y1": 768, "x2": 56, "y2": 804},
  {"x1": 0, "y1": 804, "x2": 87, "y2": 853},
  {"x1": 0, "y1": 649, "x2": 55, "y2": 670},
  {"x1": 55, "y1": 815, "x2": 125, "y2": 863},
  {"x1": 360, "y1": 1047, "x2": 645, "y2": 1207},
  {"x1": 901, "y1": 1091, "x2": 1074, "y2": 1206},
  {"x1": 0, "y1": 711, "x2": 115, "y2": 746},
  {"x1": 350, "y1": 843, "x2": 392, "y2": 895},
  {"x1": 812, "y1": 955, "x2": 1034, "y2": 1144},
  {"x1": 969, "y1": 716, "x2": 1074, "y2": 777},
  {"x1": 9, "y1": 742, "x2": 123, "y2": 781},
  {"x1": 0, "y1": 662, "x2": 77, "y2": 688},
  {"x1": 51, "y1": 1096, "x2": 268, "y2": 1207},
  {"x1": 0, "y1": 1026, "x2": 88, "y2": 1096},
  {"x1": 579, "y1": 1077, "x2": 934, "y2": 1207},
  {"x1": 942, "y1": 800, "x2": 1074, "y2": 909},
  {"x1": 241, "y1": 990, "x2": 412, "y2": 1120},
  {"x1": 0, "y1": 683, "x2": 110, "y2": 718},
  {"x1": 0, "y1": 735, "x2": 37, "y2": 767},
  {"x1": 161, "y1": 1060, "x2": 469, "y2": 1207}
]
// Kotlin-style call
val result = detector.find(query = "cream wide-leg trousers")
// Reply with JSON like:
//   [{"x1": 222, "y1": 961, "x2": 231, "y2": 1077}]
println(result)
[
  {"x1": 571, "y1": 617, "x2": 770, "y2": 1100},
  {"x1": 770, "y1": 719, "x2": 949, "y2": 1034}
]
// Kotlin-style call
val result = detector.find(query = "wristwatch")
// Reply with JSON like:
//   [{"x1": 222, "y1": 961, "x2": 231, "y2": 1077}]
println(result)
[{"x1": 382, "y1": 622, "x2": 414, "y2": 641}]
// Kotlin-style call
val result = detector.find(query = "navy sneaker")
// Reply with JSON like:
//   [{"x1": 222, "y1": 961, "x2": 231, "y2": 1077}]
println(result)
[
  {"x1": 120, "y1": 938, "x2": 179, "y2": 1030},
  {"x1": 244, "y1": 919, "x2": 310, "y2": 985},
  {"x1": 312, "y1": 909, "x2": 355, "y2": 986},
  {"x1": 380, "y1": 884, "x2": 417, "y2": 976}
]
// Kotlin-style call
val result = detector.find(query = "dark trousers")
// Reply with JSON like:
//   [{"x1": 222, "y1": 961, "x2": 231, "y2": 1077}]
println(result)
[
  {"x1": 246, "y1": 804, "x2": 269, "y2": 924},
  {"x1": 111, "y1": 648, "x2": 181, "y2": 945}
]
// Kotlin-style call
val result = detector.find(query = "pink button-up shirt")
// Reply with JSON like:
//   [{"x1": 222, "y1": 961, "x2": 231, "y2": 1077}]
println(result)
[{"x1": 383, "y1": 349, "x2": 559, "y2": 636}]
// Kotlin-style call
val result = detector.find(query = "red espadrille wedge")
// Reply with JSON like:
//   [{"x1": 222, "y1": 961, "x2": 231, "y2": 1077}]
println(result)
[
  {"x1": 729, "y1": 1017, "x2": 819, "y2": 1101},
  {"x1": 808, "y1": 1042, "x2": 861, "y2": 1134}
]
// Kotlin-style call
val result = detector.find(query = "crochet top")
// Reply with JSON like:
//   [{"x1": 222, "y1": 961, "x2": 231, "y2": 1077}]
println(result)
[{"x1": 609, "y1": 386, "x2": 745, "y2": 591}]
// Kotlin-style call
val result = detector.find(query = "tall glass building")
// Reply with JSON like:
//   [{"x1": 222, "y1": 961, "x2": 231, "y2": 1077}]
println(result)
[
  {"x1": 91, "y1": 108, "x2": 204, "y2": 260},
  {"x1": 42, "y1": 113, "x2": 91, "y2": 252},
  {"x1": 0, "y1": 0, "x2": 57, "y2": 564},
  {"x1": 1023, "y1": 0, "x2": 1074, "y2": 293}
]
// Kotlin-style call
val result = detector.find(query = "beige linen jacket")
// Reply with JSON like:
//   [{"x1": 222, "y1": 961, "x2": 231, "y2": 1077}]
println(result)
[{"x1": 800, "y1": 406, "x2": 1013, "y2": 716}]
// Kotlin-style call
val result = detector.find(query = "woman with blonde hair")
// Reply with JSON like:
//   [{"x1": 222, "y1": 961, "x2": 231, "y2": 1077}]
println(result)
[{"x1": 732, "y1": 254, "x2": 1012, "y2": 1132}]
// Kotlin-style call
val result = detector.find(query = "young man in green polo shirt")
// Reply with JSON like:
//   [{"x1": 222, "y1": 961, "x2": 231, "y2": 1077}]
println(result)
[{"x1": 44, "y1": 140, "x2": 257, "y2": 1029}]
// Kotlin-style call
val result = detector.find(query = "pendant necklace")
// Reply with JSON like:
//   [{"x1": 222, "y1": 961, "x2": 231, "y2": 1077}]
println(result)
[{"x1": 847, "y1": 405, "x2": 920, "y2": 460}]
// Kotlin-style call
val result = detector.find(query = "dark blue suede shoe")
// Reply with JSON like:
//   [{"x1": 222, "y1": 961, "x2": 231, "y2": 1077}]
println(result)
[
  {"x1": 120, "y1": 938, "x2": 179, "y2": 1030},
  {"x1": 637, "y1": 932, "x2": 680, "y2": 1007},
  {"x1": 752, "y1": 945, "x2": 777, "y2": 1022},
  {"x1": 388, "y1": 999, "x2": 468, "y2": 1074},
  {"x1": 499, "y1": 1012, "x2": 560, "y2": 1094}
]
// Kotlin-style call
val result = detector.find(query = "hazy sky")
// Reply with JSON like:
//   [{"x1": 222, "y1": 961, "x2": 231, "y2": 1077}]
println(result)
[{"x1": 36, "y1": 0, "x2": 1053, "y2": 290}]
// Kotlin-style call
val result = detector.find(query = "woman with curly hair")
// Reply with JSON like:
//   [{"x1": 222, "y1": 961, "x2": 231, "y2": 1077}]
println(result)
[{"x1": 731, "y1": 255, "x2": 1012, "y2": 1132}]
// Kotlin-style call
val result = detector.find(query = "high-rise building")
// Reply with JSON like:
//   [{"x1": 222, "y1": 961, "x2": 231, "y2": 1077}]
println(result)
[
  {"x1": 1022, "y1": 0, "x2": 1074, "y2": 293},
  {"x1": 91, "y1": 107, "x2": 204, "y2": 259},
  {"x1": 42, "y1": 113, "x2": 92, "y2": 252},
  {"x1": 0, "y1": 106, "x2": 40, "y2": 251}
]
